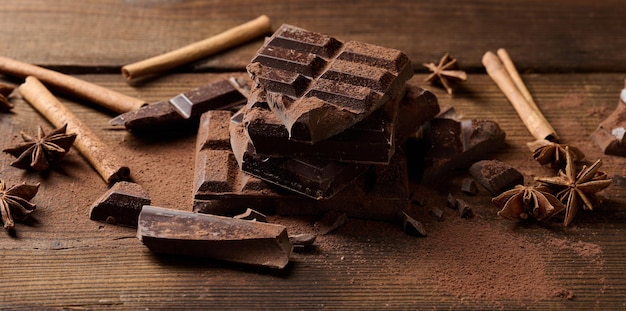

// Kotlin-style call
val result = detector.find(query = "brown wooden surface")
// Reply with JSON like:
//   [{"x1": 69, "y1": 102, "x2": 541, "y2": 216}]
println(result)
[{"x1": 1, "y1": 1, "x2": 626, "y2": 310}]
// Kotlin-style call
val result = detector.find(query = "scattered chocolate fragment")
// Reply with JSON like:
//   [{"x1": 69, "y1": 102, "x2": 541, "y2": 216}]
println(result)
[
  {"x1": 456, "y1": 199, "x2": 474, "y2": 218},
  {"x1": 430, "y1": 206, "x2": 444, "y2": 221},
  {"x1": 3, "y1": 124, "x2": 77, "y2": 171},
  {"x1": 469, "y1": 160, "x2": 524, "y2": 196},
  {"x1": 233, "y1": 208, "x2": 267, "y2": 222},
  {"x1": 314, "y1": 211, "x2": 347, "y2": 235},
  {"x1": 423, "y1": 117, "x2": 506, "y2": 181},
  {"x1": 395, "y1": 85, "x2": 440, "y2": 143},
  {"x1": 401, "y1": 211, "x2": 427, "y2": 237},
  {"x1": 137, "y1": 205, "x2": 292, "y2": 269},
  {"x1": 591, "y1": 82, "x2": 626, "y2": 157},
  {"x1": 460, "y1": 178, "x2": 479, "y2": 196},
  {"x1": 230, "y1": 109, "x2": 369, "y2": 200},
  {"x1": 446, "y1": 193, "x2": 458, "y2": 210},
  {"x1": 247, "y1": 24, "x2": 413, "y2": 143},
  {"x1": 109, "y1": 79, "x2": 246, "y2": 132},
  {"x1": 88, "y1": 181, "x2": 151, "y2": 227},
  {"x1": 289, "y1": 233, "x2": 317, "y2": 246}
]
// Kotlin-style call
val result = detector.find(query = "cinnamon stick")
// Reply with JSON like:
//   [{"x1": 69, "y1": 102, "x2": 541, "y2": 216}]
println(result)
[
  {"x1": 19, "y1": 76, "x2": 130, "y2": 185},
  {"x1": 482, "y1": 51, "x2": 558, "y2": 142},
  {"x1": 0, "y1": 56, "x2": 145, "y2": 114},
  {"x1": 121, "y1": 15, "x2": 272, "y2": 81},
  {"x1": 496, "y1": 48, "x2": 541, "y2": 113}
]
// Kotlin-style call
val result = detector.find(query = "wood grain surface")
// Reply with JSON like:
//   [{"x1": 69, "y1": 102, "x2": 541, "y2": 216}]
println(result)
[{"x1": 1, "y1": 1, "x2": 626, "y2": 309}]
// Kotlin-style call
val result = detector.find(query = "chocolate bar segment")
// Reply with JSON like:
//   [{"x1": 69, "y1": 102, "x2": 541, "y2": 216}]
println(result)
[
  {"x1": 88, "y1": 181, "x2": 150, "y2": 227},
  {"x1": 247, "y1": 24, "x2": 413, "y2": 143},
  {"x1": 137, "y1": 205, "x2": 292, "y2": 269},
  {"x1": 193, "y1": 111, "x2": 410, "y2": 221},
  {"x1": 110, "y1": 79, "x2": 246, "y2": 131},
  {"x1": 230, "y1": 109, "x2": 368, "y2": 200}
]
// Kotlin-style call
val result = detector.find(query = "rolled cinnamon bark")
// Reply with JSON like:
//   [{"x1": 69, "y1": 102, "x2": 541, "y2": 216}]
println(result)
[
  {"x1": 0, "y1": 56, "x2": 145, "y2": 114},
  {"x1": 482, "y1": 51, "x2": 558, "y2": 142},
  {"x1": 19, "y1": 76, "x2": 130, "y2": 185},
  {"x1": 121, "y1": 15, "x2": 272, "y2": 80}
]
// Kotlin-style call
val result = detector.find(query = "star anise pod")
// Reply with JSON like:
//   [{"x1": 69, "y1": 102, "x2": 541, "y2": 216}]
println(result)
[
  {"x1": 423, "y1": 53, "x2": 467, "y2": 95},
  {"x1": 493, "y1": 184, "x2": 566, "y2": 222},
  {"x1": 0, "y1": 179, "x2": 39, "y2": 230},
  {"x1": 3, "y1": 124, "x2": 77, "y2": 171},
  {"x1": 536, "y1": 147, "x2": 612, "y2": 226},
  {"x1": 528, "y1": 139, "x2": 585, "y2": 168},
  {"x1": 0, "y1": 83, "x2": 15, "y2": 112}
]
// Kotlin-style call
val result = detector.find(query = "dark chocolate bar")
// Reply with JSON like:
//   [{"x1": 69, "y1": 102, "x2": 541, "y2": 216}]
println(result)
[
  {"x1": 230, "y1": 110, "x2": 368, "y2": 199},
  {"x1": 591, "y1": 85, "x2": 626, "y2": 157},
  {"x1": 137, "y1": 205, "x2": 292, "y2": 269},
  {"x1": 193, "y1": 111, "x2": 410, "y2": 221},
  {"x1": 395, "y1": 84, "x2": 440, "y2": 143},
  {"x1": 109, "y1": 79, "x2": 246, "y2": 131},
  {"x1": 246, "y1": 24, "x2": 413, "y2": 143}
]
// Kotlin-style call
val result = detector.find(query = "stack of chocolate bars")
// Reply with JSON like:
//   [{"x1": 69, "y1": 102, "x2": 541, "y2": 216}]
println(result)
[{"x1": 193, "y1": 24, "x2": 440, "y2": 221}]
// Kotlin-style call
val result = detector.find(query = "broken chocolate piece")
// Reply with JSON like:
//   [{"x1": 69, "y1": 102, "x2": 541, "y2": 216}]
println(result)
[
  {"x1": 423, "y1": 117, "x2": 506, "y2": 181},
  {"x1": 591, "y1": 84, "x2": 626, "y2": 157},
  {"x1": 446, "y1": 193, "x2": 458, "y2": 210},
  {"x1": 110, "y1": 79, "x2": 246, "y2": 131},
  {"x1": 137, "y1": 205, "x2": 292, "y2": 269},
  {"x1": 88, "y1": 181, "x2": 150, "y2": 227},
  {"x1": 247, "y1": 24, "x2": 413, "y2": 143},
  {"x1": 461, "y1": 178, "x2": 479, "y2": 196},
  {"x1": 430, "y1": 206, "x2": 444, "y2": 220},
  {"x1": 314, "y1": 211, "x2": 347, "y2": 235},
  {"x1": 193, "y1": 111, "x2": 410, "y2": 221},
  {"x1": 456, "y1": 199, "x2": 474, "y2": 218},
  {"x1": 233, "y1": 208, "x2": 267, "y2": 222},
  {"x1": 289, "y1": 233, "x2": 317, "y2": 246},
  {"x1": 401, "y1": 211, "x2": 427, "y2": 237},
  {"x1": 230, "y1": 109, "x2": 368, "y2": 199},
  {"x1": 395, "y1": 85, "x2": 440, "y2": 143},
  {"x1": 469, "y1": 160, "x2": 524, "y2": 195}
]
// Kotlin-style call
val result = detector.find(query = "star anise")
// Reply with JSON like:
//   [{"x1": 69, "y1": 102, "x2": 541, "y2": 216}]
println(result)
[
  {"x1": 528, "y1": 139, "x2": 585, "y2": 168},
  {"x1": 0, "y1": 179, "x2": 39, "y2": 230},
  {"x1": 493, "y1": 184, "x2": 566, "y2": 222},
  {"x1": 423, "y1": 53, "x2": 467, "y2": 95},
  {"x1": 0, "y1": 83, "x2": 15, "y2": 112},
  {"x1": 536, "y1": 148, "x2": 612, "y2": 226},
  {"x1": 3, "y1": 124, "x2": 77, "y2": 171}
]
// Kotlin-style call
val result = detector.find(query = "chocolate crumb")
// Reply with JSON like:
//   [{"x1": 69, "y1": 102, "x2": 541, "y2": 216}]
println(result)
[
  {"x1": 234, "y1": 208, "x2": 267, "y2": 222},
  {"x1": 430, "y1": 206, "x2": 444, "y2": 221},
  {"x1": 401, "y1": 212, "x2": 427, "y2": 237},
  {"x1": 460, "y1": 178, "x2": 478, "y2": 196},
  {"x1": 456, "y1": 199, "x2": 474, "y2": 219},
  {"x1": 446, "y1": 193, "x2": 458, "y2": 210}
]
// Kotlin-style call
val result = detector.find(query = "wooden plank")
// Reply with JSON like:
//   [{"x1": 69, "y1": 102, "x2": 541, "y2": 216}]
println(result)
[
  {"x1": 1, "y1": 73, "x2": 625, "y2": 309},
  {"x1": 0, "y1": 1, "x2": 625, "y2": 73}
]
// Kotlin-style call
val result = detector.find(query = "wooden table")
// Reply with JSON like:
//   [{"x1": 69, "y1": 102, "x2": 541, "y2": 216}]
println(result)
[{"x1": 1, "y1": 1, "x2": 625, "y2": 309}]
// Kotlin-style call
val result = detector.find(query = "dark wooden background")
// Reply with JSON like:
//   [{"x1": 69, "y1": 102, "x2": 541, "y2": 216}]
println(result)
[{"x1": 1, "y1": 1, "x2": 625, "y2": 309}]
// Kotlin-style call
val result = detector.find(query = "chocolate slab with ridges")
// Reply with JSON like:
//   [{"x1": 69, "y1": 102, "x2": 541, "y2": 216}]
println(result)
[
  {"x1": 193, "y1": 111, "x2": 410, "y2": 221},
  {"x1": 230, "y1": 109, "x2": 368, "y2": 200},
  {"x1": 109, "y1": 79, "x2": 246, "y2": 131},
  {"x1": 137, "y1": 205, "x2": 292, "y2": 269},
  {"x1": 246, "y1": 24, "x2": 413, "y2": 143},
  {"x1": 88, "y1": 181, "x2": 150, "y2": 227},
  {"x1": 243, "y1": 86, "x2": 401, "y2": 164}
]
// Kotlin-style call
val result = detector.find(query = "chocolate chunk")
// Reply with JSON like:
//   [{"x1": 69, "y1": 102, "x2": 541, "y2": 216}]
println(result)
[
  {"x1": 422, "y1": 117, "x2": 506, "y2": 181},
  {"x1": 230, "y1": 109, "x2": 369, "y2": 199},
  {"x1": 429, "y1": 206, "x2": 444, "y2": 220},
  {"x1": 446, "y1": 193, "x2": 458, "y2": 210},
  {"x1": 401, "y1": 211, "x2": 427, "y2": 237},
  {"x1": 247, "y1": 24, "x2": 413, "y2": 143},
  {"x1": 591, "y1": 86, "x2": 626, "y2": 157},
  {"x1": 289, "y1": 233, "x2": 317, "y2": 246},
  {"x1": 88, "y1": 181, "x2": 150, "y2": 227},
  {"x1": 395, "y1": 85, "x2": 440, "y2": 143},
  {"x1": 456, "y1": 199, "x2": 474, "y2": 218},
  {"x1": 469, "y1": 160, "x2": 524, "y2": 195},
  {"x1": 137, "y1": 205, "x2": 292, "y2": 269},
  {"x1": 193, "y1": 111, "x2": 410, "y2": 221},
  {"x1": 109, "y1": 79, "x2": 246, "y2": 131},
  {"x1": 314, "y1": 211, "x2": 347, "y2": 235},
  {"x1": 243, "y1": 86, "x2": 400, "y2": 164},
  {"x1": 233, "y1": 208, "x2": 267, "y2": 222},
  {"x1": 461, "y1": 177, "x2": 479, "y2": 196}
]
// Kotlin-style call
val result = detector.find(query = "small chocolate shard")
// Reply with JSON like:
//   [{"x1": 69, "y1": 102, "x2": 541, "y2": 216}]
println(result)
[
  {"x1": 110, "y1": 79, "x2": 246, "y2": 132},
  {"x1": 591, "y1": 84, "x2": 626, "y2": 157},
  {"x1": 423, "y1": 117, "x2": 506, "y2": 181},
  {"x1": 456, "y1": 199, "x2": 474, "y2": 218},
  {"x1": 460, "y1": 177, "x2": 479, "y2": 196},
  {"x1": 289, "y1": 233, "x2": 317, "y2": 246},
  {"x1": 401, "y1": 212, "x2": 427, "y2": 237},
  {"x1": 430, "y1": 206, "x2": 444, "y2": 221},
  {"x1": 88, "y1": 181, "x2": 150, "y2": 227},
  {"x1": 314, "y1": 211, "x2": 347, "y2": 235},
  {"x1": 137, "y1": 205, "x2": 292, "y2": 269},
  {"x1": 446, "y1": 193, "x2": 458, "y2": 210},
  {"x1": 233, "y1": 208, "x2": 267, "y2": 222},
  {"x1": 469, "y1": 160, "x2": 524, "y2": 196}
]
